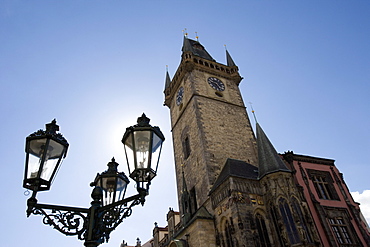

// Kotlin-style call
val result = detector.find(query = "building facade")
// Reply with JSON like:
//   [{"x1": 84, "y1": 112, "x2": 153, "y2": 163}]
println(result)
[{"x1": 147, "y1": 36, "x2": 369, "y2": 247}]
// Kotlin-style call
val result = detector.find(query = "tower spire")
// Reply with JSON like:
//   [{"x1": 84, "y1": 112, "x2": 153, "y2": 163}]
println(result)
[
  {"x1": 164, "y1": 65, "x2": 171, "y2": 89},
  {"x1": 256, "y1": 123, "x2": 290, "y2": 179},
  {"x1": 225, "y1": 46, "x2": 237, "y2": 67},
  {"x1": 181, "y1": 35, "x2": 215, "y2": 61}
]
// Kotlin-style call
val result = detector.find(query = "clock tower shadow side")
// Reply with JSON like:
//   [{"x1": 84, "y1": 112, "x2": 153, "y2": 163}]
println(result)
[{"x1": 164, "y1": 37, "x2": 258, "y2": 216}]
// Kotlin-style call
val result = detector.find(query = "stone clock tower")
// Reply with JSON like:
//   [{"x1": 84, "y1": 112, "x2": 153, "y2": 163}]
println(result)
[
  {"x1": 145, "y1": 36, "x2": 370, "y2": 247},
  {"x1": 164, "y1": 36, "x2": 258, "y2": 216}
]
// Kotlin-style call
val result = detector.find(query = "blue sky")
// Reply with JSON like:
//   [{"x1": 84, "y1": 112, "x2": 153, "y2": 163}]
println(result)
[{"x1": 1, "y1": 1, "x2": 369, "y2": 246}]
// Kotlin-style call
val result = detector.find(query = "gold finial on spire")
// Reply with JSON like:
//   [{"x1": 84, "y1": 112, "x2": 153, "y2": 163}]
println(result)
[
  {"x1": 248, "y1": 102, "x2": 258, "y2": 123},
  {"x1": 224, "y1": 44, "x2": 227, "y2": 50},
  {"x1": 183, "y1": 28, "x2": 188, "y2": 37},
  {"x1": 166, "y1": 65, "x2": 168, "y2": 71},
  {"x1": 195, "y1": 32, "x2": 199, "y2": 41}
]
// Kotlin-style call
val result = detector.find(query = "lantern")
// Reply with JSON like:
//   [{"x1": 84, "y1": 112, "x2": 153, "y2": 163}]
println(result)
[
  {"x1": 24, "y1": 119, "x2": 69, "y2": 191},
  {"x1": 92, "y1": 158, "x2": 130, "y2": 206},
  {"x1": 122, "y1": 113, "x2": 165, "y2": 188}
]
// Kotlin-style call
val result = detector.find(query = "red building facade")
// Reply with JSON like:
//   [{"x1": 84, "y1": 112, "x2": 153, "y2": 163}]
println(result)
[{"x1": 282, "y1": 152, "x2": 370, "y2": 246}]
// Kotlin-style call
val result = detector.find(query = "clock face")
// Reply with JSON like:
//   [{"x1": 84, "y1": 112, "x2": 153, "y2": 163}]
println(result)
[
  {"x1": 176, "y1": 87, "x2": 184, "y2": 105},
  {"x1": 207, "y1": 77, "x2": 225, "y2": 91}
]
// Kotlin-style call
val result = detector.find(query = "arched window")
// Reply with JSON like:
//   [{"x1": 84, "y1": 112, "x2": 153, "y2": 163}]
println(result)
[
  {"x1": 181, "y1": 128, "x2": 191, "y2": 160},
  {"x1": 224, "y1": 220, "x2": 234, "y2": 247},
  {"x1": 270, "y1": 205, "x2": 285, "y2": 247},
  {"x1": 291, "y1": 197, "x2": 312, "y2": 243},
  {"x1": 182, "y1": 136, "x2": 191, "y2": 159},
  {"x1": 279, "y1": 198, "x2": 300, "y2": 244},
  {"x1": 255, "y1": 213, "x2": 271, "y2": 247}
]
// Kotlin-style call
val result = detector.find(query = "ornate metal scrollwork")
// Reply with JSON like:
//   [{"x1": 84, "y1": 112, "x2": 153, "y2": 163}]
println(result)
[
  {"x1": 32, "y1": 207, "x2": 87, "y2": 240},
  {"x1": 27, "y1": 191, "x2": 146, "y2": 245},
  {"x1": 96, "y1": 198, "x2": 141, "y2": 243}
]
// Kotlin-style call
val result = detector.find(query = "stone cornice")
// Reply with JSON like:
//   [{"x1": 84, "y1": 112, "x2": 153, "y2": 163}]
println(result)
[{"x1": 283, "y1": 151, "x2": 335, "y2": 166}]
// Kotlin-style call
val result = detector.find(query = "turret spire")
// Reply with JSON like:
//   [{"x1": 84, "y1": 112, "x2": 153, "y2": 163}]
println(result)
[
  {"x1": 164, "y1": 66, "x2": 171, "y2": 89},
  {"x1": 225, "y1": 47, "x2": 237, "y2": 67},
  {"x1": 181, "y1": 36, "x2": 215, "y2": 61},
  {"x1": 257, "y1": 123, "x2": 290, "y2": 179}
]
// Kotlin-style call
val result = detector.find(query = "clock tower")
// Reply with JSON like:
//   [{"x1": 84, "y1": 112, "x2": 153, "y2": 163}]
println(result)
[
  {"x1": 146, "y1": 35, "x2": 370, "y2": 247},
  {"x1": 164, "y1": 36, "x2": 258, "y2": 216}
]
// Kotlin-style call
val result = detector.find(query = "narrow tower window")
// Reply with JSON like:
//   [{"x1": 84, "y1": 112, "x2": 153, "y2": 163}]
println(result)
[
  {"x1": 183, "y1": 136, "x2": 191, "y2": 159},
  {"x1": 190, "y1": 187, "x2": 197, "y2": 215}
]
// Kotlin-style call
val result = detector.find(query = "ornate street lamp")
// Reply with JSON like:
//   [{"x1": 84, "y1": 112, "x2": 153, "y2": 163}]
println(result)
[
  {"x1": 92, "y1": 158, "x2": 130, "y2": 206},
  {"x1": 122, "y1": 113, "x2": 165, "y2": 190},
  {"x1": 23, "y1": 115, "x2": 165, "y2": 247},
  {"x1": 23, "y1": 119, "x2": 69, "y2": 192}
]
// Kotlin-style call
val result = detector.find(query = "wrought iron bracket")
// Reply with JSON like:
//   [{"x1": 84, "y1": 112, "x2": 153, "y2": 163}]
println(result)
[{"x1": 26, "y1": 187, "x2": 148, "y2": 246}]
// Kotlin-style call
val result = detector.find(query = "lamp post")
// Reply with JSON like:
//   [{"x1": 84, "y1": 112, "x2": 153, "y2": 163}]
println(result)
[{"x1": 23, "y1": 114, "x2": 165, "y2": 247}]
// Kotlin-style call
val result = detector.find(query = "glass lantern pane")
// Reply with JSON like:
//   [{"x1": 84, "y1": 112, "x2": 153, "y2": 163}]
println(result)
[
  {"x1": 101, "y1": 177, "x2": 117, "y2": 206},
  {"x1": 40, "y1": 158, "x2": 59, "y2": 182},
  {"x1": 151, "y1": 132, "x2": 163, "y2": 175},
  {"x1": 27, "y1": 153, "x2": 42, "y2": 179},
  {"x1": 152, "y1": 132, "x2": 162, "y2": 153},
  {"x1": 29, "y1": 138, "x2": 48, "y2": 158},
  {"x1": 134, "y1": 131, "x2": 151, "y2": 169},
  {"x1": 115, "y1": 176, "x2": 127, "y2": 201},
  {"x1": 123, "y1": 132, "x2": 135, "y2": 175},
  {"x1": 116, "y1": 176, "x2": 128, "y2": 190},
  {"x1": 39, "y1": 139, "x2": 65, "y2": 182}
]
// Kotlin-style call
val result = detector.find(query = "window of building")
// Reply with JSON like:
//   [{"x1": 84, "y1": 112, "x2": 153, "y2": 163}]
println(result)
[
  {"x1": 224, "y1": 220, "x2": 234, "y2": 247},
  {"x1": 270, "y1": 205, "x2": 285, "y2": 247},
  {"x1": 279, "y1": 198, "x2": 300, "y2": 244},
  {"x1": 328, "y1": 217, "x2": 353, "y2": 245},
  {"x1": 255, "y1": 213, "x2": 271, "y2": 247},
  {"x1": 291, "y1": 197, "x2": 312, "y2": 243},
  {"x1": 307, "y1": 169, "x2": 339, "y2": 200},
  {"x1": 189, "y1": 187, "x2": 197, "y2": 215},
  {"x1": 182, "y1": 136, "x2": 191, "y2": 159}
]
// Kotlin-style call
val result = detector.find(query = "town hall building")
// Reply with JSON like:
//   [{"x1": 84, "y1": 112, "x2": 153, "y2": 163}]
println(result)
[{"x1": 124, "y1": 36, "x2": 370, "y2": 247}]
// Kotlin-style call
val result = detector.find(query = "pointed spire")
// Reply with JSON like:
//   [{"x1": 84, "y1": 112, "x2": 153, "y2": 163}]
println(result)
[
  {"x1": 182, "y1": 35, "x2": 193, "y2": 53},
  {"x1": 225, "y1": 47, "x2": 237, "y2": 67},
  {"x1": 181, "y1": 35, "x2": 215, "y2": 61},
  {"x1": 257, "y1": 123, "x2": 290, "y2": 179},
  {"x1": 164, "y1": 66, "x2": 171, "y2": 89}
]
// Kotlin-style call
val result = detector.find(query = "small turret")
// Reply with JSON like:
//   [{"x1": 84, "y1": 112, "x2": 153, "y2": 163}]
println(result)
[
  {"x1": 226, "y1": 49, "x2": 237, "y2": 67},
  {"x1": 256, "y1": 123, "x2": 291, "y2": 179},
  {"x1": 164, "y1": 69, "x2": 171, "y2": 90}
]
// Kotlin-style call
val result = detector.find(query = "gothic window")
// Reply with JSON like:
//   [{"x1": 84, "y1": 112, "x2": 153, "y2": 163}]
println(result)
[
  {"x1": 182, "y1": 136, "x2": 191, "y2": 159},
  {"x1": 291, "y1": 197, "x2": 312, "y2": 243},
  {"x1": 307, "y1": 169, "x2": 339, "y2": 200},
  {"x1": 224, "y1": 220, "x2": 234, "y2": 247},
  {"x1": 190, "y1": 187, "x2": 197, "y2": 215},
  {"x1": 255, "y1": 213, "x2": 271, "y2": 247},
  {"x1": 328, "y1": 217, "x2": 353, "y2": 245},
  {"x1": 270, "y1": 205, "x2": 284, "y2": 247},
  {"x1": 278, "y1": 198, "x2": 300, "y2": 244}
]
